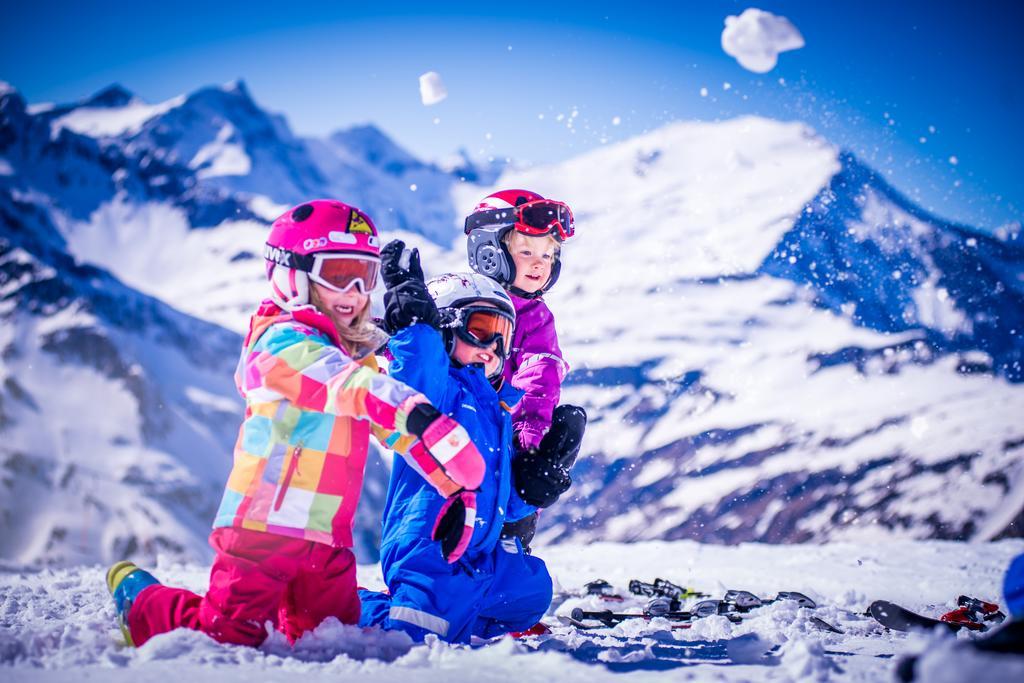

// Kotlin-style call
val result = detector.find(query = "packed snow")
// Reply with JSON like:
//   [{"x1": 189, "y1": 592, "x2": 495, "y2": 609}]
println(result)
[
  {"x1": 721, "y1": 8, "x2": 805, "y2": 74},
  {"x1": 2, "y1": 539, "x2": 1021, "y2": 681}
]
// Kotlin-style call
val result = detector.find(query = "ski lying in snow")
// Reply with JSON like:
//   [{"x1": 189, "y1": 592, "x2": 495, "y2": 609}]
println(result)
[
  {"x1": 868, "y1": 596, "x2": 1006, "y2": 633},
  {"x1": 869, "y1": 601, "x2": 958, "y2": 633},
  {"x1": 566, "y1": 602, "x2": 741, "y2": 628},
  {"x1": 563, "y1": 590, "x2": 843, "y2": 634}
]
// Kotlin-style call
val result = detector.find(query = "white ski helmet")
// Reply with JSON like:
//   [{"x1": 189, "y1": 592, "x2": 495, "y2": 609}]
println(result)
[
  {"x1": 427, "y1": 272, "x2": 515, "y2": 315},
  {"x1": 427, "y1": 272, "x2": 516, "y2": 376}
]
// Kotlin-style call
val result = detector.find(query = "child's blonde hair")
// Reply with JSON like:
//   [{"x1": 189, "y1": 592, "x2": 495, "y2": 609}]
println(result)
[
  {"x1": 502, "y1": 229, "x2": 562, "y2": 256},
  {"x1": 309, "y1": 288, "x2": 378, "y2": 353}
]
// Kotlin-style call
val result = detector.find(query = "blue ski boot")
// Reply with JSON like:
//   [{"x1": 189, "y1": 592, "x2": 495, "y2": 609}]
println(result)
[{"x1": 106, "y1": 560, "x2": 160, "y2": 646}]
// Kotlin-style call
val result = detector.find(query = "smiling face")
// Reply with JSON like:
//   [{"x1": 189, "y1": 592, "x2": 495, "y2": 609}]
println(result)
[
  {"x1": 451, "y1": 300, "x2": 503, "y2": 377},
  {"x1": 310, "y1": 282, "x2": 370, "y2": 330},
  {"x1": 506, "y1": 231, "x2": 558, "y2": 294}
]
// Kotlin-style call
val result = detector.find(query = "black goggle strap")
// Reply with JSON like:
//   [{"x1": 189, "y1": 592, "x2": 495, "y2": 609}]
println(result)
[
  {"x1": 264, "y1": 244, "x2": 315, "y2": 272},
  {"x1": 464, "y1": 208, "x2": 516, "y2": 233}
]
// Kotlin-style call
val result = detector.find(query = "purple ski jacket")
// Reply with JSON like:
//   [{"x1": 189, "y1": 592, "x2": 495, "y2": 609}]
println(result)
[{"x1": 501, "y1": 293, "x2": 569, "y2": 449}]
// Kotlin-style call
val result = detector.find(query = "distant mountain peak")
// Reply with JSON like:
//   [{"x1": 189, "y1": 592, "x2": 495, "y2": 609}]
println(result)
[
  {"x1": 328, "y1": 123, "x2": 424, "y2": 174},
  {"x1": 220, "y1": 79, "x2": 251, "y2": 98},
  {"x1": 85, "y1": 84, "x2": 137, "y2": 108},
  {"x1": 0, "y1": 82, "x2": 27, "y2": 112}
]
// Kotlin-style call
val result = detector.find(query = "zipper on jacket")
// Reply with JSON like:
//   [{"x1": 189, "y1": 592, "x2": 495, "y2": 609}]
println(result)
[{"x1": 274, "y1": 444, "x2": 302, "y2": 512}]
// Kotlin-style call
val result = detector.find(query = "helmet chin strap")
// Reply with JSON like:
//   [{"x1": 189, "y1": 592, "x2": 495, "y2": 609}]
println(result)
[
  {"x1": 507, "y1": 285, "x2": 545, "y2": 299},
  {"x1": 508, "y1": 273, "x2": 553, "y2": 299}
]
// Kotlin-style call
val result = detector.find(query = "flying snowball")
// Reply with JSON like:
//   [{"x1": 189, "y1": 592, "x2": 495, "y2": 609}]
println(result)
[
  {"x1": 721, "y1": 8, "x2": 805, "y2": 73},
  {"x1": 419, "y1": 71, "x2": 447, "y2": 106}
]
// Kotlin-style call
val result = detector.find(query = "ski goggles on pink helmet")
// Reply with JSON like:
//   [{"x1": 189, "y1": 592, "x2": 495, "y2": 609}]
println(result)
[
  {"x1": 464, "y1": 199, "x2": 575, "y2": 241},
  {"x1": 310, "y1": 253, "x2": 380, "y2": 294},
  {"x1": 264, "y1": 246, "x2": 380, "y2": 294}
]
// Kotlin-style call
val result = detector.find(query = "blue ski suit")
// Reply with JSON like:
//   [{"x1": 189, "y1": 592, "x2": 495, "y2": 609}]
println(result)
[
  {"x1": 359, "y1": 323, "x2": 553, "y2": 643},
  {"x1": 1006, "y1": 551, "x2": 1024, "y2": 620}
]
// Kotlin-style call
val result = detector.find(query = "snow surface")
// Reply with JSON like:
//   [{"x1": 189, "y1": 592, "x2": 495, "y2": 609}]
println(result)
[
  {"x1": 189, "y1": 124, "x2": 252, "y2": 178},
  {"x1": 721, "y1": 8, "x2": 805, "y2": 74},
  {"x1": 419, "y1": 71, "x2": 448, "y2": 106},
  {"x1": 2, "y1": 539, "x2": 1021, "y2": 681}
]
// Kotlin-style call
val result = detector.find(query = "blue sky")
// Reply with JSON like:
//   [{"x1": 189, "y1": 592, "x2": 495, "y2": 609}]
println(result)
[{"x1": 3, "y1": 1, "x2": 1022, "y2": 231}]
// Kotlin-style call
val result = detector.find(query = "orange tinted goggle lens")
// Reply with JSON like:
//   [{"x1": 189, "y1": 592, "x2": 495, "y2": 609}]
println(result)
[
  {"x1": 466, "y1": 310, "x2": 513, "y2": 345},
  {"x1": 315, "y1": 256, "x2": 380, "y2": 293}
]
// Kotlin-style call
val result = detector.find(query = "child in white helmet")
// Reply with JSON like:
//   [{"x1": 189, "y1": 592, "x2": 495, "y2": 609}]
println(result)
[{"x1": 360, "y1": 239, "x2": 570, "y2": 642}]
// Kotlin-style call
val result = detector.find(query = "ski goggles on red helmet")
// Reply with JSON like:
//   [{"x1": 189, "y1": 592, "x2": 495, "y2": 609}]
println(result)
[
  {"x1": 453, "y1": 306, "x2": 515, "y2": 357},
  {"x1": 464, "y1": 199, "x2": 575, "y2": 241}
]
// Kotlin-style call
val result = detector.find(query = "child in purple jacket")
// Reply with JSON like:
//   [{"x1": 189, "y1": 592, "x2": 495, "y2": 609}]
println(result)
[{"x1": 464, "y1": 188, "x2": 587, "y2": 549}]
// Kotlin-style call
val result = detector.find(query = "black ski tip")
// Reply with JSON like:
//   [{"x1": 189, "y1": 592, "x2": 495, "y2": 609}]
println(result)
[
  {"x1": 810, "y1": 615, "x2": 845, "y2": 634},
  {"x1": 868, "y1": 600, "x2": 960, "y2": 633}
]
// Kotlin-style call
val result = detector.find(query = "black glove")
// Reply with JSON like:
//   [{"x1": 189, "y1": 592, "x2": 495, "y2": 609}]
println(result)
[
  {"x1": 512, "y1": 452, "x2": 570, "y2": 508},
  {"x1": 381, "y1": 239, "x2": 440, "y2": 332},
  {"x1": 501, "y1": 512, "x2": 538, "y2": 553},
  {"x1": 381, "y1": 239, "x2": 425, "y2": 289},
  {"x1": 512, "y1": 405, "x2": 587, "y2": 508},
  {"x1": 542, "y1": 405, "x2": 588, "y2": 469}
]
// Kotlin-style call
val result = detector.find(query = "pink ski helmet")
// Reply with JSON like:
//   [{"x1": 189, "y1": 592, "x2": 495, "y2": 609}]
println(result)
[{"x1": 264, "y1": 199, "x2": 381, "y2": 310}]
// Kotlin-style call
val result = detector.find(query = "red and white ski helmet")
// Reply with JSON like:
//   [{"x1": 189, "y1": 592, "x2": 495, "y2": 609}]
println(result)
[
  {"x1": 464, "y1": 189, "x2": 567, "y2": 297},
  {"x1": 264, "y1": 199, "x2": 381, "y2": 310},
  {"x1": 472, "y1": 189, "x2": 546, "y2": 215}
]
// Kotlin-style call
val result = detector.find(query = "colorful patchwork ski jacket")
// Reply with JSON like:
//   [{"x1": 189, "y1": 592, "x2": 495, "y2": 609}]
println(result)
[
  {"x1": 501, "y1": 294, "x2": 570, "y2": 449},
  {"x1": 213, "y1": 300, "x2": 433, "y2": 548}
]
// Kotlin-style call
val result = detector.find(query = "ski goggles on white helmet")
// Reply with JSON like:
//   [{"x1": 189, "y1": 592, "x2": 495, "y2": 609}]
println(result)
[
  {"x1": 307, "y1": 253, "x2": 380, "y2": 294},
  {"x1": 453, "y1": 305, "x2": 515, "y2": 357},
  {"x1": 464, "y1": 199, "x2": 575, "y2": 241}
]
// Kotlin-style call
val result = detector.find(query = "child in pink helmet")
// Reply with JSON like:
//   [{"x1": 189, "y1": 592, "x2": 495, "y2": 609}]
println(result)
[
  {"x1": 464, "y1": 190, "x2": 587, "y2": 549},
  {"x1": 106, "y1": 200, "x2": 486, "y2": 649}
]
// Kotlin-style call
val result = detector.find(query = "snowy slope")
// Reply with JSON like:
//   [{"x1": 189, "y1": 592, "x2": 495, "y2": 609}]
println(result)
[
  {"x1": 2, "y1": 539, "x2": 1022, "y2": 681},
  {"x1": 0, "y1": 193, "x2": 241, "y2": 568}
]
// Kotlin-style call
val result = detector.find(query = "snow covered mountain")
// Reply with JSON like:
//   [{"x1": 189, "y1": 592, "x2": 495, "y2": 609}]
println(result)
[
  {"x1": 476, "y1": 117, "x2": 1024, "y2": 547},
  {"x1": 2, "y1": 80, "x2": 1022, "y2": 569}
]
